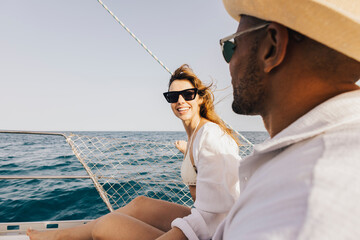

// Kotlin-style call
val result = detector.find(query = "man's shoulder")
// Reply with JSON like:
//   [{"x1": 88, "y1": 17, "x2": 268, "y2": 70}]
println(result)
[
  {"x1": 321, "y1": 121, "x2": 360, "y2": 156},
  {"x1": 296, "y1": 123, "x2": 360, "y2": 239}
]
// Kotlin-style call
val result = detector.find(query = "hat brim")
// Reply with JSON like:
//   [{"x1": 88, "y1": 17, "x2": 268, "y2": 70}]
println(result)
[{"x1": 222, "y1": 0, "x2": 360, "y2": 62}]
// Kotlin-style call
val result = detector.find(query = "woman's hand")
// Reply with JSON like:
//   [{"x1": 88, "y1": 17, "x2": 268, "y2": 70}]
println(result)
[{"x1": 175, "y1": 140, "x2": 187, "y2": 154}]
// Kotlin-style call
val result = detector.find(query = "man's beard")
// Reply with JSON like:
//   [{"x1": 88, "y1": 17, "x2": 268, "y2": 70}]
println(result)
[{"x1": 232, "y1": 46, "x2": 265, "y2": 115}]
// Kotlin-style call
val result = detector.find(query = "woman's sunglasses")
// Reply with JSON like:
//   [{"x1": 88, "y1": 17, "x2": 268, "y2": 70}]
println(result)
[
  {"x1": 163, "y1": 88, "x2": 198, "y2": 103},
  {"x1": 219, "y1": 23, "x2": 269, "y2": 63}
]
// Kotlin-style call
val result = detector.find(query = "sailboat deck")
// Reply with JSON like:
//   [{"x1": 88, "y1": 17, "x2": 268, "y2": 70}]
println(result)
[{"x1": 0, "y1": 220, "x2": 91, "y2": 240}]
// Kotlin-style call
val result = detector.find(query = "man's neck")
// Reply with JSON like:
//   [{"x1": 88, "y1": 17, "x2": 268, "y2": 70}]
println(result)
[{"x1": 263, "y1": 79, "x2": 360, "y2": 138}]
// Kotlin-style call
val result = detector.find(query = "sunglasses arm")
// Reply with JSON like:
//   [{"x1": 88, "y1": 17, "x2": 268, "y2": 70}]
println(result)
[{"x1": 219, "y1": 23, "x2": 270, "y2": 46}]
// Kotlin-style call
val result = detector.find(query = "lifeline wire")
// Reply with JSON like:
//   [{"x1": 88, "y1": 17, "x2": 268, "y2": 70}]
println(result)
[{"x1": 96, "y1": 0, "x2": 173, "y2": 75}]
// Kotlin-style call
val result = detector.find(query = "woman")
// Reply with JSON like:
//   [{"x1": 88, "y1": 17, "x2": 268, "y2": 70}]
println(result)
[{"x1": 27, "y1": 64, "x2": 241, "y2": 240}]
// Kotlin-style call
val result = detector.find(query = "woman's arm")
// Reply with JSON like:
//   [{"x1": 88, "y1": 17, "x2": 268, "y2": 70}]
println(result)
[{"x1": 189, "y1": 186, "x2": 196, "y2": 202}]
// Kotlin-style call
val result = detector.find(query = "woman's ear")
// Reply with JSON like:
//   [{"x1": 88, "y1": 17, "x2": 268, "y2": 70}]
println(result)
[
  {"x1": 260, "y1": 23, "x2": 289, "y2": 73},
  {"x1": 198, "y1": 96, "x2": 204, "y2": 106}
]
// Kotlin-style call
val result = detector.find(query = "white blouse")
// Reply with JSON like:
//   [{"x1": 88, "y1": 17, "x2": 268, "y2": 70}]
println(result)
[{"x1": 171, "y1": 122, "x2": 241, "y2": 240}]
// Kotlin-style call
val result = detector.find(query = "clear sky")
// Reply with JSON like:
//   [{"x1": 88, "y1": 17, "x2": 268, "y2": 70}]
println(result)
[{"x1": 0, "y1": 0, "x2": 266, "y2": 132}]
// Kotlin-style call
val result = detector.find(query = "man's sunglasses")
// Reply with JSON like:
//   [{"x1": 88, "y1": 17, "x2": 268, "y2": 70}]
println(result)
[
  {"x1": 219, "y1": 23, "x2": 269, "y2": 63},
  {"x1": 163, "y1": 88, "x2": 198, "y2": 103}
]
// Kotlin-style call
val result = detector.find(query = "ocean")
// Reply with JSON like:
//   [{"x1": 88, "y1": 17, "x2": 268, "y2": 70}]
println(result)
[{"x1": 0, "y1": 131, "x2": 269, "y2": 223}]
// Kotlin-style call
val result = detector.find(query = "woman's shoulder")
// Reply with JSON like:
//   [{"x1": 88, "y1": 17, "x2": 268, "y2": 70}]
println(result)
[
  {"x1": 196, "y1": 122, "x2": 237, "y2": 149},
  {"x1": 199, "y1": 121, "x2": 222, "y2": 135},
  {"x1": 192, "y1": 122, "x2": 240, "y2": 163}
]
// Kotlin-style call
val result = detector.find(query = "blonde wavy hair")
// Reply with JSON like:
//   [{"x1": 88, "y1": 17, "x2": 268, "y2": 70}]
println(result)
[{"x1": 168, "y1": 64, "x2": 240, "y2": 145}]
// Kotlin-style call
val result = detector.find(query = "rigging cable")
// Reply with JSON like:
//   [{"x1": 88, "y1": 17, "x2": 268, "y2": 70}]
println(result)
[{"x1": 96, "y1": 0, "x2": 172, "y2": 75}]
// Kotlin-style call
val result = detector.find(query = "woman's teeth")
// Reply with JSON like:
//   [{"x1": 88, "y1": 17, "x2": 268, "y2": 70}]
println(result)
[{"x1": 178, "y1": 107, "x2": 189, "y2": 112}]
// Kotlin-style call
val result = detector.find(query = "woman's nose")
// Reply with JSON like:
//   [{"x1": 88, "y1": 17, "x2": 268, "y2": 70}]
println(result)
[{"x1": 177, "y1": 94, "x2": 186, "y2": 103}]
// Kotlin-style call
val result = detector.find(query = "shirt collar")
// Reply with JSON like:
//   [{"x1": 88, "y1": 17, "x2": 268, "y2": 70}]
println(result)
[{"x1": 253, "y1": 89, "x2": 360, "y2": 154}]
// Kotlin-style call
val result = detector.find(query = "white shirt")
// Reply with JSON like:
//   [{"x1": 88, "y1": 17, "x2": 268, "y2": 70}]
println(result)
[
  {"x1": 172, "y1": 122, "x2": 241, "y2": 240},
  {"x1": 213, "y1": 90, "x2": 360, "y2": 239}
]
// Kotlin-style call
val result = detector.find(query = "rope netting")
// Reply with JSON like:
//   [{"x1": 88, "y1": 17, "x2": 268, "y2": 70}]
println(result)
[{"x1": 65, "y1": 133, "x2": 253, "y2": 212}]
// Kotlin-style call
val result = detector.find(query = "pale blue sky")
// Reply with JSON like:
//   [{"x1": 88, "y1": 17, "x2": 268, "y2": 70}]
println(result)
[{"x1": 0, "y1": 0, "x2": 266, "y2": 132}]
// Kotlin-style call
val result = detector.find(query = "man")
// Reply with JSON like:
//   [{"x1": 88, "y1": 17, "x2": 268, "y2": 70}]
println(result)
[{"x1": 213, "y1": 0, "x2": 360, "y2": 239}]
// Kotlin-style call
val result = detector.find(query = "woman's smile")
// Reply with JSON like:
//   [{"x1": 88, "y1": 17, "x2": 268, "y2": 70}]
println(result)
[{"x1": 177, "y1": 106, "x2": 190, "y2": 114}]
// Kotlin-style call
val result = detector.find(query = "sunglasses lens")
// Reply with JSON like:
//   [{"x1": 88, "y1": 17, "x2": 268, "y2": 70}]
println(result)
[
  {"x1": 182, "y1": 89, "x2": 196, "y2": 101},
  {"x1": 222, "y1": 41, "x2": 235, "y2": 63},
  {"x1": 164, "y1": 92, "x2": 179, "y2": 103}
]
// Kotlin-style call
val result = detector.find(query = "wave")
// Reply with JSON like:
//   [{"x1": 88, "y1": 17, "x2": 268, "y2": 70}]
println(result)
[{"x1": 54, "y1": 155, "x2": 76, "y2": 160}]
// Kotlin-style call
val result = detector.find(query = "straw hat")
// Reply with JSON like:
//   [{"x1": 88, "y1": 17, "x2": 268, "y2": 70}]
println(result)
[{"x1": 222, "y1": 0, "x2": 360, "y2": 62}]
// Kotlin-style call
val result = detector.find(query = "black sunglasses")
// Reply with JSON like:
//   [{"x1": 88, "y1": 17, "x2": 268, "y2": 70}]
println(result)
[
  {"x1": 219, "y1": 24, "x2": 269, "y2": 63},
  {"x1": 163, "y1": 88, "x2": 198, "y2": 103}
]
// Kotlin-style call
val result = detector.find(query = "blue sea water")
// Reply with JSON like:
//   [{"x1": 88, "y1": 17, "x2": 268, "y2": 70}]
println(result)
[{"x1": 0, "y1": 131, "x2": 269, "y2": 223}]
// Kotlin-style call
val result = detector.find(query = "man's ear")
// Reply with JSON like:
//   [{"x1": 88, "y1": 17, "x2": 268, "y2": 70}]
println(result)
[{"x1": 260, "y1": 23, "x2": 289, "y2": 73}]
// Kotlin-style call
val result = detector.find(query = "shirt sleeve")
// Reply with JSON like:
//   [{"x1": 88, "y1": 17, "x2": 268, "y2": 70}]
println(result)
[{"x1": 171, "y1": 123, "x2": 241, "y2": 240}]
